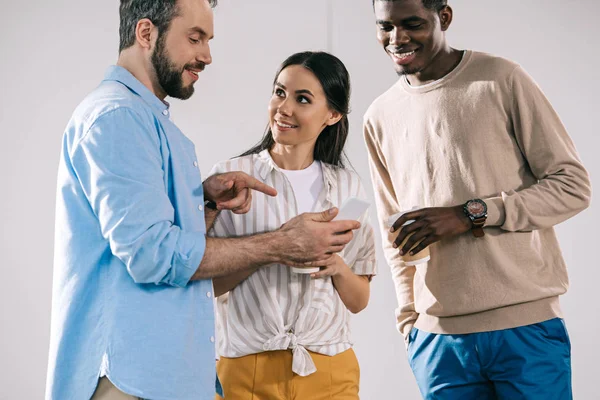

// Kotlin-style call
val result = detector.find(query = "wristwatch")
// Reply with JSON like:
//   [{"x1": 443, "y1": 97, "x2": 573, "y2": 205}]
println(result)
[
  {"x1": 204, "y1": 199, "x2": 218, "y2": 210},
  {"x1": 463, "y1": 199, "x2": 487, "y2": 238}
]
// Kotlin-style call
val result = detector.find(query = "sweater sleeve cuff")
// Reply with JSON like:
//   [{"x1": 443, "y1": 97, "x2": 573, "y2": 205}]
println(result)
[{"x1": 484, "y1": 196, "x2": 506, "y2": 227}]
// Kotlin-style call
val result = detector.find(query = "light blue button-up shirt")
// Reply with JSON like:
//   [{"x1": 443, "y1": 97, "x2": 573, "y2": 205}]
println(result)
[{"x1": 46, "y1": 66, "x2": 216, "y2": 400}]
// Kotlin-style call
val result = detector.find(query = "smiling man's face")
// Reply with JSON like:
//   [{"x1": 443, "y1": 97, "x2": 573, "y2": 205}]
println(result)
[
  {"x1": 374, "y1": 0, "x2": 449, "y2": 77},
  {"x1": 151, "y1": 0, "x2": 214, "y2": 99}
]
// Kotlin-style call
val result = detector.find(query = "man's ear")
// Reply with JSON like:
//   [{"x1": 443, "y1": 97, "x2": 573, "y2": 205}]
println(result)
[
  {"x1": 135, "y1": 18, "x2": 156, "y2": 50},
  {"x1": 439, "y1": 6, "x2": 453, "y2": 32}
]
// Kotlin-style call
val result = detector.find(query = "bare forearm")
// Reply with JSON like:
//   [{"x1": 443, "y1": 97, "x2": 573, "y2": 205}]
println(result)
[
  {"x1": 332, "y1": 267, "x2": 370, "y2": 314},
  {"x1": 213, "y1": 267, "x2": 259, "y2": 297},
  {"x1": 204, "y1": 208, "x2": 220, "y2": 232},
  {"x1": 197, "y1": 209, "x2": 361, "y2": 283},
  {"x1": 191, "y1": 232, "x2": 284, "y2": 281},
  {"x1": 205, "y1": 209, "x2": 269, "y2": 294}
]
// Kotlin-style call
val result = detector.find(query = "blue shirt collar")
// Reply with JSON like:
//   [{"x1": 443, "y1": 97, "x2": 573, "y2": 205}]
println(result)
[{"x1": 103, "y1": 65, "x2": 170, "y2": 117}]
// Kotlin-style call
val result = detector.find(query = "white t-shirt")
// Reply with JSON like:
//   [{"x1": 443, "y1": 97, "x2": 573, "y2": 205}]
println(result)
[{"x1": 280, "y1": 161, "x2": 323, "y2": 214}]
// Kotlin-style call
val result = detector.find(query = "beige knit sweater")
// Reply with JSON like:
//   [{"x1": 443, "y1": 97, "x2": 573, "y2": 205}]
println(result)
[{"x1": 363, "y1": 50, "x2": 591, "y2": 337}]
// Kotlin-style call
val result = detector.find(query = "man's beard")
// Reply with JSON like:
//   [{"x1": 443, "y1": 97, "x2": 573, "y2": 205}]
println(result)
[{"x1": 152, "y1": 34, "x2": 203, "y2": 100}]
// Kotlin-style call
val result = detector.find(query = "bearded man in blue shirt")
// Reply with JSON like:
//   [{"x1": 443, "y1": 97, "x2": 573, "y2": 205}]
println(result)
[{"x1": 45, "y1": 1, "x2": 360, "y2": 399}]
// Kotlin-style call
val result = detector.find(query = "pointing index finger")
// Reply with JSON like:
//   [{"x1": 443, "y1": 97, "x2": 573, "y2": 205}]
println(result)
[{"x1": 244, "y1": 175, "x2": 277, "y2": 197}]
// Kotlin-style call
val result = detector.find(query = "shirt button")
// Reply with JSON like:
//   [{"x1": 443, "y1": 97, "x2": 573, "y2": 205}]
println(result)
[
  {"x1": 162, "y1": 110, "x2": 168, "y2": 116},
  {"x1": 210, "y1": 336, "x2": 215, "y2": 343},
  {"x1": 193, "y1": 161, "x2": 198, "y2": 167},
  {"x1": 198, "y1": 204, "x2": 203, "y2": 211},
  {"x1": 207, "y1": 292, "x2": 212, "y2": 298}
]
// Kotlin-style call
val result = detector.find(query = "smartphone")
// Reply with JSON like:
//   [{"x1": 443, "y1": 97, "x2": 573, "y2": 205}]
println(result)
[{"x1": 334, "y1": 197, "x2": 370, "y2": 221}]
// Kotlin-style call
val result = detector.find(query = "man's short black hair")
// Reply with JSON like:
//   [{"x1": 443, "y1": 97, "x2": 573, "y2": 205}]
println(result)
[
  {"x1": 372, "y1": 0, "x2": 448, "y2": 12},
  {"x1": 119, "y1": 0, "x2": 218, "y2": 52}
]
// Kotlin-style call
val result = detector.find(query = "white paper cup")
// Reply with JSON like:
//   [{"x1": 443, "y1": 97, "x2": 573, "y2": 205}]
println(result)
[
  {"x1": 387, "y1": 207, "x2": 430, "y2": 266},
  {"x1": 291, "y1": 267, "x2": 321, "y2": 274}
]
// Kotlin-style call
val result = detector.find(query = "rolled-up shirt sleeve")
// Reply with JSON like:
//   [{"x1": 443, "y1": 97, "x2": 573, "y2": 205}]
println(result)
[
  {"x1": 70, "y1": 107, "x2": 205, "y2": 287},
  {"x1": 349, "y1": 181, "x2": 377, "y2": 278}
]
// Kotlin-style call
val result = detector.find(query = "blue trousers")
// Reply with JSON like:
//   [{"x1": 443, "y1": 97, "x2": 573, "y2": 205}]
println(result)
[{"x1": 407, "y1": 318, "x2": 572, "y2": 400}]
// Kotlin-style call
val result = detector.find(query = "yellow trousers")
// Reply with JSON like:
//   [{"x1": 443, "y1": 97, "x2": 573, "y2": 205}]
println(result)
[{"x1": 216, "y1": 348, "x2": 360, "y2": 400}]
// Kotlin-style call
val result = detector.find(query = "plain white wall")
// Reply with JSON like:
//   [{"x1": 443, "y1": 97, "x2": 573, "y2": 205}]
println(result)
[{"x1": 1, "y1": 1, "x2": 598, "y2": 399}]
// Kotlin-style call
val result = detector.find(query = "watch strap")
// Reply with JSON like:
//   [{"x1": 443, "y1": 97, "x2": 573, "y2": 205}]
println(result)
[
  {"x1": 204, "y1": 200, "x2": 218, "y2": 210},
  {"x1": 471, "y1": 216, "x2": 486, "y2": 237}
]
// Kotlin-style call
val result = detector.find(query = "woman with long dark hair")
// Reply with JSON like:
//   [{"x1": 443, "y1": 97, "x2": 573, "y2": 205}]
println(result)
[{"x1": 209, "y1": 51, "x2": 376, "y2": 399}]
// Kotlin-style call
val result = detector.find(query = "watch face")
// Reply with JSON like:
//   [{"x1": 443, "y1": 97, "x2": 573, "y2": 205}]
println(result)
[{"x1": 467, "y1": 200, "x2": 487, "y2": 218}]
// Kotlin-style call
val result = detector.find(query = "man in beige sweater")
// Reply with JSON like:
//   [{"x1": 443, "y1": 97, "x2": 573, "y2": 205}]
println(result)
[{"x1": 364, "y1": 0, "x2": 591, "y2": 399}]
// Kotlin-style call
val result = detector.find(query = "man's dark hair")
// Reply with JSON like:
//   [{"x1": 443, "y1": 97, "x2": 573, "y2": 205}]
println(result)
[
  {"x1": 372, "y1": 0, "x2": 447, "y2": 12},
  {"x1": 422, "y1": 0, "x2": 447, "y2": 10},
  {"x1": 119, "y1": 0, "x2": 218, "y2": 52}
]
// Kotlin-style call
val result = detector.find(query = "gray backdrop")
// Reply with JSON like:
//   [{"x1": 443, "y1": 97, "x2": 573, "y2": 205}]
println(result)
[{"x1": 1, "y1": 0, "x2": 598, "y2": 399}]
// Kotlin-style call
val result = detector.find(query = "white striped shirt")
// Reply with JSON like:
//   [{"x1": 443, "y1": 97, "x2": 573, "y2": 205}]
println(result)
[{"x1": 208, "y1": 150, "x2": 377, "y2": 376}]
